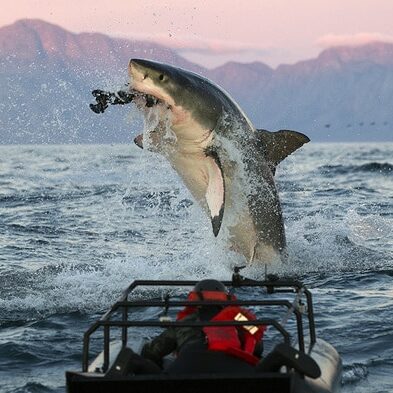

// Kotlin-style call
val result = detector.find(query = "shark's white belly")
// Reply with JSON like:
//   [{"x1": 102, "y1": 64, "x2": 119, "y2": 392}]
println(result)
[
  {"x1": 169, "y1": 149, "x2": 280, "y2": 264},
  {"x1": 169, "y1": 151, "x2": 210, "y2": 209}
]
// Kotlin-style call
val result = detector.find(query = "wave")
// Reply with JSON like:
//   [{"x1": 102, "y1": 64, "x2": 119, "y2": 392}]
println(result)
[
  {"x1": 0, "y1": 185, "x2": 125, "y2": 208},
  {"x1": 1, "y1": 206, "x2": 391, "y2": 323},
  {"x1": 341, "y1": 355, "x2": 393, "y2": 392},
  {"x1": 5, "y1": 382, "x2": 56, "y2": 393},
  {"x1": 122, "y1": 189, "x2": 193, "y2": 216},
  {"x1": 0, "y1": 342, "x2": 43, "y2": 367},
  {"x1": 318, "y1": 162, "x2": 393, "y2": 176},
  {"x1": 342, "y1": 363, "x2": 369, "y2": 385}
]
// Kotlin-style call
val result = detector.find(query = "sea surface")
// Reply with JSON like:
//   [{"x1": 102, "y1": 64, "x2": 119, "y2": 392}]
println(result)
[{"x1": 0, "y1": 142, "x2": 392, "y2": 392}]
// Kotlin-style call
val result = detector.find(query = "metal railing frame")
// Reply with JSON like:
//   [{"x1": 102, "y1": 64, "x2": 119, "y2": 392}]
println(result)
[{"x1": 81, "y1": 279, "x2": 317, "y2": 373}]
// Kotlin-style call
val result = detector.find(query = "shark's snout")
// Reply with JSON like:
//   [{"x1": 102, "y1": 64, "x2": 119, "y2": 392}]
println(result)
[
  {"x1": 129, "y1": 59, "x2": 151, "y2": 83},
  {"x1": 129, "y1": 58, "x2": 162, "y2": 80},
  {"x1": 129, "y1": 58, "x2": 153, "y2": 69},
  {"x1": 129, "y1": 59, "x2": 141, "y2": 75}
]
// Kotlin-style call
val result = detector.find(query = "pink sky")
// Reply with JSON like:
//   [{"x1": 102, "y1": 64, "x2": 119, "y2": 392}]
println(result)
[{"x1": 3, "y1": 0, "x2": 393, "y2": 68}]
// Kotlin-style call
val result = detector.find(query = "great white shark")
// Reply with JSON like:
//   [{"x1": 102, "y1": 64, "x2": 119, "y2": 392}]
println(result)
[{"x1": 128, "y1": 58, "x2": 309, "y2": 264}]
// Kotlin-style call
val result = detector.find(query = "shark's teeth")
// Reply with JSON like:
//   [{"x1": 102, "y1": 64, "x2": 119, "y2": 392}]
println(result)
[{"x1": 129, "y1": 89, "x2": 161, "y2": 108}]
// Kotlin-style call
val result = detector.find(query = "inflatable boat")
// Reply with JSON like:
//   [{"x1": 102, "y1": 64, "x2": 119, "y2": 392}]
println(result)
[{"x1": 66, "y1": 269, "x2": 342, "y2": 393}]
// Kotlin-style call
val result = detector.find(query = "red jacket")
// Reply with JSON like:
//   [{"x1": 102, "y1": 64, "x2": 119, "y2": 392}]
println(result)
[{"x1": 177, "y1": 291, "x2": 266, "y2": 365}]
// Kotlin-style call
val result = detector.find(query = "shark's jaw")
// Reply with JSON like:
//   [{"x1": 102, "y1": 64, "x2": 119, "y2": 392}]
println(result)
[
  {"x1": 130, "y1": 69, "x2": 172, "y2": 109},
  {"x1": 128, "y1": 59, "x2": 213, "y2": 149},
  {"x1": 129, "y1": 60, "x2": 184, "y2": 126}
]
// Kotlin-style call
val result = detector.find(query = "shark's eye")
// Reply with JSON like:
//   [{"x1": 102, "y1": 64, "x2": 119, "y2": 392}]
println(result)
[{"x1": 159, "y1": 74, "x2": 164, "y2": 81}]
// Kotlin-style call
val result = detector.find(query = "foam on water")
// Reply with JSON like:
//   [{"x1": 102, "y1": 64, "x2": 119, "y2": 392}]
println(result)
[
  {"x1": 283, "y1": 210, "x2": 392, "y2": 275},
  {"x1": 1, "y1": 189, "x2": 390, "y2": 320}
]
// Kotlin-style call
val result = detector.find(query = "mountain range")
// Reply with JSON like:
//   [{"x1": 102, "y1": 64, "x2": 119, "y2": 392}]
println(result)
[{"x1": 1, "y1": 19, "x2": 392, "y2": 143}]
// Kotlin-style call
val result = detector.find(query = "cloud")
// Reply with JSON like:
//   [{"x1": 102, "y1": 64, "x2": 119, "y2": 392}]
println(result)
[
  {"x1": 115, "y1": 31, "x2": 274, "y2": 56},
  {"x1": 171, "y1": 38, "x2": 273, "y2": 56},
  {"x1": 112, "y1": 31, "x2": 291, "y2": 67},
  {"x1": 316, "y1": 32, "x2": 393, "y2": 48}
]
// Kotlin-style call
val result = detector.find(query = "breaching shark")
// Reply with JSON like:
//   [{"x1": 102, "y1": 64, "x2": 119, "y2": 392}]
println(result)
[{"x1": 128, "y1": 58, "x2": 309, "y2": 264}]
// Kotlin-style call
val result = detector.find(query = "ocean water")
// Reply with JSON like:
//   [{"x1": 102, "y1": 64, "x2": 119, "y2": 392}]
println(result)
[{"x1": 0, "y1": 142, "x2": 392, "y2": 392}]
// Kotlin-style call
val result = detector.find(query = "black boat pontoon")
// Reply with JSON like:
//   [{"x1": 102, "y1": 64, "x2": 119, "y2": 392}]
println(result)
[{"x1": 66, "y1": 270, "x2": 342, "y2": 393}]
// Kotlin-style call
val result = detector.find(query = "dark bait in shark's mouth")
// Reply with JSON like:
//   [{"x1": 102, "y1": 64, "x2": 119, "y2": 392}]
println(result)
[
  {"x1": 127, "y1": 58, "x2": 310, "y2": 265},
  {"x1": 89, "y1": 89, "x2": 161, "y2": 114}
]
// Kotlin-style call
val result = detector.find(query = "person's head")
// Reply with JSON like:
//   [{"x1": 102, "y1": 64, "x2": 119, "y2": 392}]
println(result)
[
  {"x1": 193, "y1": 279, "x2": 227, "y2": 294},
  {"x1": 192, "y1": 280, "x2": 228, "y2": 320}
]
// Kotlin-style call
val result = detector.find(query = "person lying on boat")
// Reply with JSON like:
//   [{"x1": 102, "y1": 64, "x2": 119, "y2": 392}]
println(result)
[{"x1": 141, "y1": 279, "x2": 266, "y2": 374}]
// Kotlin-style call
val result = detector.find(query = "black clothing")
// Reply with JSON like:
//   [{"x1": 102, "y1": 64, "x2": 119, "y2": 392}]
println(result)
[
  {"x1": 141, "y1": 307, "x2": 262, "y2": 371},
  {"x1": 165, "y1": 340, "x2": 254, "y2": 374},
  {"x1": 106, "y1": 347, "x2": 161, "y2": 377},
  {"x1": 141, "y1": 313, "x2": 204, "y2": 367}
]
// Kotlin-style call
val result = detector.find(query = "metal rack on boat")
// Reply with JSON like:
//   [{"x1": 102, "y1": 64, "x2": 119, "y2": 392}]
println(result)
[{"x1": 82, "y1": 272, "x2": 317, "y2": 373}]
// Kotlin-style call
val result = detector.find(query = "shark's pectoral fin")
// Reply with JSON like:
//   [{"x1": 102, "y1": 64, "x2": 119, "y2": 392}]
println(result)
[
  {"x1": 134, "y1": 134, "x2": 144, "y2": 149},
  {"x1": 205, "y1": 150, "x2": 225, "y2": 237},
  {"x1": 257, "y1": 129, "x2": 310, "y2": 173}
]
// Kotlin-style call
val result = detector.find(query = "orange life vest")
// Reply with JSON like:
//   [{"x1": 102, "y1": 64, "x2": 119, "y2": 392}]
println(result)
[{"x1": 177, "y1": 291, "x2": 266, "y2": 365}]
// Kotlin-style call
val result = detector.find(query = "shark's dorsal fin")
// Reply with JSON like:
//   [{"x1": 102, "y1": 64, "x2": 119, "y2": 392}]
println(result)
[
  {"x1": 205, "y1": 149, "x2": 225, "y2": 237},
  {"x1": 257, "y1": 129, "x2": 310, "y2": 174}
]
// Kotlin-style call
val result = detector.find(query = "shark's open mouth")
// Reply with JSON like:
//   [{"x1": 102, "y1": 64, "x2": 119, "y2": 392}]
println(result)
[
  {"x1": 89, "y1": 85, "x2": 172, "y2": 150},
  {"x1": 131, "y1": 89, "x2": 162, "y2": 109},
  {"x1": 128, "y1": 87, "x2": 175, "y2": 152}
]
